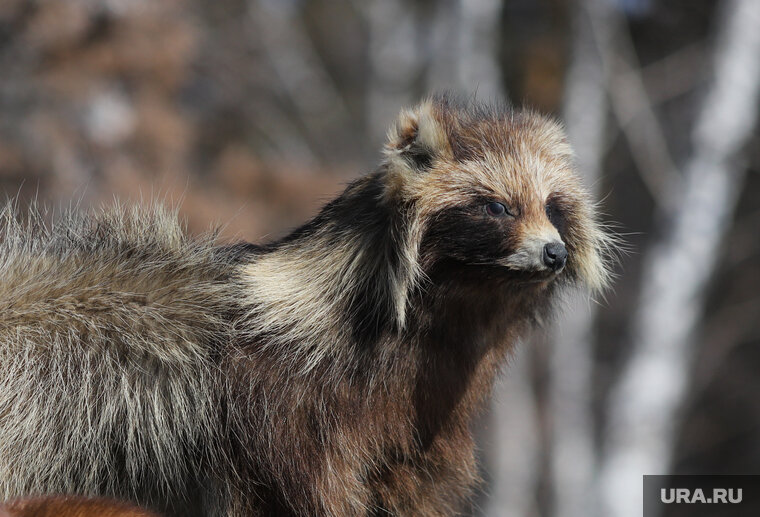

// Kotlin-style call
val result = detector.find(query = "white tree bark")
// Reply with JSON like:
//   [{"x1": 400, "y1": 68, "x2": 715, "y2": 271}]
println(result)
[
  {"x1": 455, "y1": 0, "x2": 504, "y2": 100},
  {"x1": 426, "y1": 0, "x2": 503, "y2": 100},
  {"x1": 484, "y1": 348, "x2": 540, "y2": 517},
  {"x1": 366, "y1": 0, "x2": 424, "y2": 144},
  {"x1": 551, "y1": 2, "x2": 613, "y2": 517},
  {"x1": 599, "y1": 2, "x2": 760, "y2": 517}
]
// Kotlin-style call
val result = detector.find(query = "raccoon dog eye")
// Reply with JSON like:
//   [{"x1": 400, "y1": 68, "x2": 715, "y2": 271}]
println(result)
[{"x1": 485, "y1": 202, "x2": 508, "y2": 217}]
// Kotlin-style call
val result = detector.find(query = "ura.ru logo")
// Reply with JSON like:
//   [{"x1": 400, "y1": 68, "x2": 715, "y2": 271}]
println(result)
[{"x1": 661, "y1": 488, "x2": 742, "y2": 504}]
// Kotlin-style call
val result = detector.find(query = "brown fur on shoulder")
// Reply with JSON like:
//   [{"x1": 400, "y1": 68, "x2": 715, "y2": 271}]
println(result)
[
  {"x1": 0, "y1": 95, "x2": 614, "y2": 516},
  {"x1": 2, "y1": 496, "x2": 161, "y2": 517}
]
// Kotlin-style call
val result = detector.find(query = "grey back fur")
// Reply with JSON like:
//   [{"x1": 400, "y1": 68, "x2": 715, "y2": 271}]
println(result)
[{"x1": 0, "y1": 204, "x2": 236, "y2": 515}]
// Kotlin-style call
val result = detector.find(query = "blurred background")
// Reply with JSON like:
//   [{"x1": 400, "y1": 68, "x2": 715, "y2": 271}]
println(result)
[{"x1": 1, "y1": 0, "x2": 759, "y2": 516}]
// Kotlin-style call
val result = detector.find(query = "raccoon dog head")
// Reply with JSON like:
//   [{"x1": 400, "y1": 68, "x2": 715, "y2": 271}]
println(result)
[{"x1": 382, "y1": 95, "x2": 611, "y2": 291}]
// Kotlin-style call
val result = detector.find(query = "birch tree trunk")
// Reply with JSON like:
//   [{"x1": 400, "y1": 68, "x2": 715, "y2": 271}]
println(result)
[
  {"x1": 455, "y1": 0, "x2": 504, "y2": 100},
  {"x1": 550, "y1": 1, "x2": 613, "y2": 516},
  {"x1": 598, "y1": 2, "x2": 760, "y2": 516},
  {"x1": 483, "y1": 347, "x2": 541, "y2": 517},
  {"x1": 366, "y1": 0, "x2": 424, "y2": 144},
  {"x1": 426, "y1": 0, "x2": 503, "y2": 100}
]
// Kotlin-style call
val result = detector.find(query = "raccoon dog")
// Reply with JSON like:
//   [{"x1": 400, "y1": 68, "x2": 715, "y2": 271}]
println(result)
[{"x1": 0, "y1": 96, "x2": 612, "y2": 516}]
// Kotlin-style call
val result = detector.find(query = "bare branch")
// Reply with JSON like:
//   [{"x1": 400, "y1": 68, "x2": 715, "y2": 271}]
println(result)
[
  {"x1": 247, "y1": 0, "x2": 354, "y2": 162},
  {"x1": 638, "y1": 43, "x2": 706, "y2": 104},
  {"x1": 590, "y1": 5, "x2": 678, "y2": 205}
]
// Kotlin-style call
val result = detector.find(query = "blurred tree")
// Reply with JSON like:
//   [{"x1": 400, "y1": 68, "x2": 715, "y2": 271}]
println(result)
[{"x1": 600, "y1": 2, "x2": 760, "y2": 517}]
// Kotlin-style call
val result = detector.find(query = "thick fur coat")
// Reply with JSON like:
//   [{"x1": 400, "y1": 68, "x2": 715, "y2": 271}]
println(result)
[{"x1": 0, "y1": 97, "x2": 612, "y2": 516}]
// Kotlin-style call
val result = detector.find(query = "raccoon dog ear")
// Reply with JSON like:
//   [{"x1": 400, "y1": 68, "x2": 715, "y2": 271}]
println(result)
[{"x1": 384, "y1": 99, "x2": 452, "y2": 172}]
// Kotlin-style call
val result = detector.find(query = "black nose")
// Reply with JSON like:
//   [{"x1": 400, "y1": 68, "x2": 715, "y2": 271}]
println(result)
[{"x1": 543, "y1": 241, "x2": 567, "y2": 271}]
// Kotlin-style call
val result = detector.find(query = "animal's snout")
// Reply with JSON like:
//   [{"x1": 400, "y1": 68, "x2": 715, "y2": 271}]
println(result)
[{"x1": 543, "y1": 241, "x2": 567, "y2": 271}]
